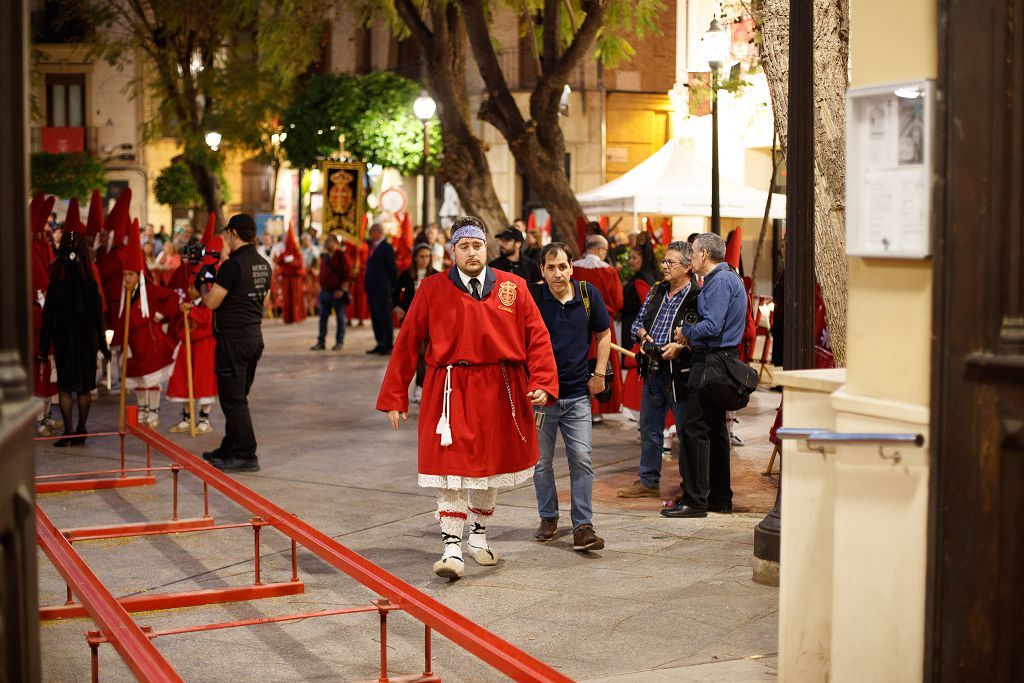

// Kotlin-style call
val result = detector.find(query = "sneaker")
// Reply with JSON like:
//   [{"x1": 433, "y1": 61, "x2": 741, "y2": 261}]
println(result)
[
  {"x1": 169, "y1": 419, "x2": 191, "y2": 434},
  {"x1": 534, "y1": 518, "x2": 558, "y2": 542},
  {"x1": 572, "y1": 524, "x2": 605, "y2": 551},
  {"x1": 592, "y1": 414, "x2": 604, "y2": 424},
  {"x1": 730, "y1": 432, "x2": 744, "y2": 447},
  {"x1": 210, "y1": 456, "x2": 260, "y2": 473},
  {"x1": 616, "y1": 480, "x2": 660, "y2": 498},
  {"x1": 310, "y1": 343, "x2": 326, "y2": 351}
]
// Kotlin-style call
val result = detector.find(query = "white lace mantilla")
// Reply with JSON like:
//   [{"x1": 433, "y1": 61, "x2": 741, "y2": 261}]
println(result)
[{"x1": 418, "y1": 466, "x2": 535, "y2": 490}]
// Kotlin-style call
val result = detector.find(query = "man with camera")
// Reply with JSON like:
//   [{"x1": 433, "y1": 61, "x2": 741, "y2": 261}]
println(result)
[
  {"x1": 530, "y1": 242, "x2": 611, "y2": 551},
  {"x1": 617, "y1": 241, "x2": 700, "y2": 500},
  {"x1": 663, "y1": 232, "x2": 747, "y2": 518},
  {"x1": 196, "y1": 214, "x2": 272, "y2": 473}
]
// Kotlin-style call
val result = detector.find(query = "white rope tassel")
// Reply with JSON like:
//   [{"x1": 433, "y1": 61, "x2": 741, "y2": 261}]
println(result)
[{"x1": 435, "y1": 364, "x2": 454, "y2": 447}]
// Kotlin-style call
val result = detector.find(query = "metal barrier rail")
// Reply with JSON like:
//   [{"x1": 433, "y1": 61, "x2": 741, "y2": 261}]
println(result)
[
  {"x1": 127, "y1": 423, "x2": 573, "y2": 683},
  {"x1": 36, "y1": 505, "x2": 184, "y2": 683}
]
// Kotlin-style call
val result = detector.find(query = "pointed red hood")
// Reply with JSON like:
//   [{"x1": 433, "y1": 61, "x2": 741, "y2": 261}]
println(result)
[
  {"x1": 105, "y1": 188, "x2": 132, "y2": 247},
  {"x1": 283, "y1": 227, "x2": 300, "y2": 259},
  {"x1": 123, "y1": 217, "x2": 145, "y2": 272},
  {"x1": 65, "y1": 198, "x2": 86, "y2": 236},
  {"x1": 32, "y1": 194, "x2": 56, "y2": 235},
  {"x1": 86, "y1": 190, "x2": 104, "y2": 237},
  {"x1": 725, "y1": 226, "x2": 742, "y2": 270},
  {"x1": 30, "y1": 191, "x2": 45, "y2": 232},
  {"x1": 201, "y1": 212, "x2": 217, "y2": 247}
]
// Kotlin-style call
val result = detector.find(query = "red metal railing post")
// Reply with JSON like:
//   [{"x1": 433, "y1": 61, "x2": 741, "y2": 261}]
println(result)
[
  {"x1": 146, "y1": 443, "x2": 152, "y2": 476},
  {"x1": 375, "y1": 598, "x2": 391, "y2": 682},
  {"x1": 171, "y1": 465, "x2": 181, "y2": 521},
  {"x1": 203, "y1": 482, "x2": 210, "y2": 518},
  {"x1": 291, "y1": 540, "x2": 298, "y2": 582},
  {"x1": 88, "y1": 633, "x2": 100, "y2": 683},
  {"x1": 119, "y1": 433, "x2": 126, "y2": 478},
  {"x1": 251, "y1": 517, "x2": 264, "y2": 585},
  {"x1": 424, "y1": 625, "x2": 433, "y2": 677}
]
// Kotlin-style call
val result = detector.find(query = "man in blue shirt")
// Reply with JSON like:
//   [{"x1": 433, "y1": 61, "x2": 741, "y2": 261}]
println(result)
[
  {"x1": 663, "y1": 233, "x2": 748, "y2": 518},
  {"x1": 532, "y1": 243, "x2": 611, "y2": 551}
]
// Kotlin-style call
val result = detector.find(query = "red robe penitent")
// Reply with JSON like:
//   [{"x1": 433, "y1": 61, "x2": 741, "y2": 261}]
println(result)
[{"x1": 376, "y1": 267, "x2": 558, "y2": 484}]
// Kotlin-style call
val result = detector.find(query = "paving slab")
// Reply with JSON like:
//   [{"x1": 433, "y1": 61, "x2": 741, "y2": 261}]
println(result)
[{"x1": 36, "y1": 317, "x2": 779, "y2": 681}]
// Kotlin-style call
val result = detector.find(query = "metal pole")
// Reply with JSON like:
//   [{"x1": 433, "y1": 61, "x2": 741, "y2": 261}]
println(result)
[
  {"x1": 422, "y1": 121, "x2": 430, "y2": 227},
  {"x1": 753, "y1": 0, "x2": 816, "y2": 587},
  {"x1": 711, "y1": 68, "x2": 721, "y2": 235}
]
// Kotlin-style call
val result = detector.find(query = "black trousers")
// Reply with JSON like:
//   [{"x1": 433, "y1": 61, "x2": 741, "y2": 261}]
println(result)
[
  {"x1": 367, "y1": 293, "x2": 393, "y2": 351},
  {"x1": 215, "y1": 335, "x2": 264, "y2": 459},
  {"x1": 681, "y1": 351, "x2": 734, "y2": 509}
]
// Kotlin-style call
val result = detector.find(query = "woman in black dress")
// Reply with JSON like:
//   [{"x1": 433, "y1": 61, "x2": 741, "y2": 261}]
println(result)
[
  {"x1": 620, "y1": 238, "x2": 662, "y2": 344},
  {"x1": 392, "y1": 243, "x2": 438, "y2": 402},
  {"x1": 38, "y1": 231, "x2": 110, "y2": 446}
]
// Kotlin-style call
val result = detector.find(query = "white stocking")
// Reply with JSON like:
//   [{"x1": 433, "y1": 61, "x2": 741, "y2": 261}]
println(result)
[
  {"x1": 467, "y1": 487, "x2": 497, "y2": 552},
  {"x1": 436, "y1": 488, "x2": 468, "y2": 561},
  {"x1": 147, "y1": 386, "x2": 162, "y2": 414},
  {"x1": 134, "y1": 388, "x2": 149, "y2": 420}
]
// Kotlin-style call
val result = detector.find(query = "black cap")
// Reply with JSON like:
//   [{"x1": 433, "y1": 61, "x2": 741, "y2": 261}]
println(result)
[
  {"x1": 223, "y1": 213, "x2": 257, "y2": 241},
  {"x1": 496, "y1": 226, "x2": 525, "y2": 242}
]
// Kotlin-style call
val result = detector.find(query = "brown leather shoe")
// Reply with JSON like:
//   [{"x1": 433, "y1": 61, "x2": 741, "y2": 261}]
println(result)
[
  {"x1": 616, "y1": 480, "x2": 660, "y2": 498},
  {"x1": 572, "y1": 524, "x2": 605, "y2": 551},
  {"x1": 534, "y1": 518, "x2": 558, "y2": 542}
]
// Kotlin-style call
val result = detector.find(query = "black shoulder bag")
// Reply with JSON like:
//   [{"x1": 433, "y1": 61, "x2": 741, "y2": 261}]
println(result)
[{"x1": 579, "y1": 281, "x2": 614, "y2": 403}]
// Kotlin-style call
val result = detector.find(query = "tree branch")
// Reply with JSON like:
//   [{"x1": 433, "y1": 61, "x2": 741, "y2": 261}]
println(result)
[
  {"x1": 541, "y1": 0, "x2": 560, "y2": 73},
  {"x1": 530, "y1": 0, "x2": 607, "y2": 125},
  {"x1": 459, "y1": 0, "x2": 526, "y2": 141},
  {"x1": 393, "y1": 0, "x2": 434, "y2": 52}
]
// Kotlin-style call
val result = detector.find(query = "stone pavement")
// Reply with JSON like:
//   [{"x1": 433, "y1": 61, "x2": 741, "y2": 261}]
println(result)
[{"x1": 36, "y1": 317, "x2": 780, "y2": 681}]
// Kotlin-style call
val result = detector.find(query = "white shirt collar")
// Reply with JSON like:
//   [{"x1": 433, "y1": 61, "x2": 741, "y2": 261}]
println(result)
[{"x1": 456, "y1": 266, "x2": 487, "y2": 291}]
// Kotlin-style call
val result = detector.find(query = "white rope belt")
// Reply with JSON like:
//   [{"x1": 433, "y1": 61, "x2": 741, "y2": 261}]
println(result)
[{"x1": 435, "y1": 364, "x2": 454, "y2": 446}]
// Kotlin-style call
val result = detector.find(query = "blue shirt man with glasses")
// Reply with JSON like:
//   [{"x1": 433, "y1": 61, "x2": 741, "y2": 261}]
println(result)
[
  {"x1": 531, "y1": 242, "x2": 611, "y2": 552},
  {"x1": 617, "y1": 241, "x2": 700, "y2": 501}
]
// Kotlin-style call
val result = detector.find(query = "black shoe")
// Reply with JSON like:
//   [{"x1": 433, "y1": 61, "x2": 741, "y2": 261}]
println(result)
[
  {"x1": 366, "y1": 347, "x2": 382, "y2": 355},
  {"x1": 660, "y1": 503, "x2": 708, "y2": 518},
  {"x1": 54, "y1": 435, "x2": 74, "y2": 448},
  {"x1": 69, "y1": 432, "x2": 87, "y2": 446},
  {"x1": 379, "y1": 348, "x2": 392, "y2": 356},
  {"x1": 332, "y1": 343, "x2": 344, "y2": 351},
  {"x1": 708, "y1": 501, "x2": 733, "y2": 514},
  {"x1": 202, "y1": 448, "x2": 224, "y2": 462},
  {"x1": 310, "y1": 343, "x2": 326, "y2": 351},
  {"x1": 210, "y1": 456, "x2": 260, "y2": 473}
]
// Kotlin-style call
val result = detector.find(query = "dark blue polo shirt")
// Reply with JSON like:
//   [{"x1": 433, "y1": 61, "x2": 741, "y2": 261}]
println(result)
[{"x1": 535, "y1": 280, "x2": 611, "y2": 400}]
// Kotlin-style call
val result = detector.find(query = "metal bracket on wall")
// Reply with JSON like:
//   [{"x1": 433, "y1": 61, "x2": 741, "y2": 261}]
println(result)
[{"x1": 777, "y1": 428, "x2": 925, "y2": 464}]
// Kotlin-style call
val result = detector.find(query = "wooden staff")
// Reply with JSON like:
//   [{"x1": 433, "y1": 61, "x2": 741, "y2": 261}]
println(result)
[
  {"x1": 183, "y1": 308, "x2": 196, "y2": 437},
  {"x1": 118, "y1": 283, "x2": 135, "y2": 433},
  {"x1": 611, "y1": 342, "x2": 636, "y2": 359}
]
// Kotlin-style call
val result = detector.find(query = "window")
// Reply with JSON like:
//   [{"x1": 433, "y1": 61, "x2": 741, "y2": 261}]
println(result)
[{"x1": 46, "y1": 74, "x2": 86, "y2": 128}]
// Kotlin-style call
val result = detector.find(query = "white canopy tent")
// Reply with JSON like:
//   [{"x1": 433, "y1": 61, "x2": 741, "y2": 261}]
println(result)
[{"x1": 576, "y1": 138, "x2": 787, "y2": 221}]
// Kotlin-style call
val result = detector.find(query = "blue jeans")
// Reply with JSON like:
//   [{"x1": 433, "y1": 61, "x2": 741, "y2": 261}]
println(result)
[
  {"x1": 533, "y1": 395, "x2": 594, "y2": 531},
  {"x1": 317, "y1": 290, "x2": 346, "y2": 345},
  {"x1": 637, "y1": 373, "x2": 687, "y2": 489}
]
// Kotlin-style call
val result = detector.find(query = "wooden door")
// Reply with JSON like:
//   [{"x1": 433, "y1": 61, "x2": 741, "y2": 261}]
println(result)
[{"x1": 928, "y1": 0, "x2": 1024, "y2": 679}]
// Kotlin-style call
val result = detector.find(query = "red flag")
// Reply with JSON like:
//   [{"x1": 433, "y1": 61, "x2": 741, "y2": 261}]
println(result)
[
  {"x1": 599, "y1": 215, "x2": 608, "y2": 232},
  {"x1": 725, "y1": 226, "x2": 742, "y2": 270},
  {"x1": 661, "y1": 217, "x2": 673, "y2": 246},
  {"x1": 576, "y1": 215, "x2": 588, "y2": 253},
  {"x1": 527, "y1": 213, "x2": 538, "y2": 234},
  {"x1": 542, "y1": 216, "x2": 552, "y2": 238},
  {"x1": 644, "y1": 216, "x2": 655, "y2": 239}
]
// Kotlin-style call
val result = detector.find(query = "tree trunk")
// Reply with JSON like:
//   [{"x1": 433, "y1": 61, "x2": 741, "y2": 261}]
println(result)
[
  {"x1": 512, "y1": 140, "x2": 582, "y2": 249},
  {"x1": 756, "y1": 0, "x2": 850, "y2": 365},
  {"x1": 394, "y1": 0, "x2": 509, "y2": 238},
  {"x1": 187, "y1": 160, "x2": 225, "y2": 231}
]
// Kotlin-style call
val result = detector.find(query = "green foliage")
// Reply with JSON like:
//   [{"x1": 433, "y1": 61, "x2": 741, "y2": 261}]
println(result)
[
  {"x1": 30, "y1": 152, "x2": 106, "y2": 199},
  {"x1": 154, "y1": 162, "x2": 203, "y2": 207},
  {"x1": 281, "y1": 72, "x2": 442, "y2": 175}
]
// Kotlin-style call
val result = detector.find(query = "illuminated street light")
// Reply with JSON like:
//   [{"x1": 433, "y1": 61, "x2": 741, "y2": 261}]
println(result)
[
  {"x1": 413, "y1": 91, "x2": 436, "y2": 226},
  {"x1": 702, "y1": 18, "x2": 730, "y2": 235},
  {"x1": 204, "y1": 131, "x2": 222, "y2": 151}
]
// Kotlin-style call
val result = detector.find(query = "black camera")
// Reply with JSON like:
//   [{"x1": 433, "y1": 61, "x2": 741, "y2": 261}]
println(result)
[
  {"x1": 641, "y1": 342, "x2": 664, "y2": 375},
  {"x1": 183, "y1": 239, "x2": 220, "y2": 266}
]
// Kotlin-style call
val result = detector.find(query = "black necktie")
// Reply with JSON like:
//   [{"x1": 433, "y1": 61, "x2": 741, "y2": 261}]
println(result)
[{"x1": 470, "y1": 277, "x2": 481, "y2": 300}]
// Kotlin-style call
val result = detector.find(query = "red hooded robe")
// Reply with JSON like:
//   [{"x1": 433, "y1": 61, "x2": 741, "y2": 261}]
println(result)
[{"x1": 275, "y1": 228, "x2": 307, "y2": 323}]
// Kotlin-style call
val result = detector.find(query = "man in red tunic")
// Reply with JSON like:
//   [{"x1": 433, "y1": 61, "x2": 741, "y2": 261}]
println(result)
[
  {"x1": 167, "y1": 284, "x2": 218, "y2": 434},
  {"x1": 572, "y1": 233, "x2": 625, "y2": 418},
  {"x1": 376, "y1": 217, "x2": 558, "y2": 580},
  {"x1": 112, "y1": 220, "x2": 178, "y2": 427}
]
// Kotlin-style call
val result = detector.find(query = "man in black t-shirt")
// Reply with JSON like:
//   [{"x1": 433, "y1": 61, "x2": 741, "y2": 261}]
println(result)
[
  {"x1": 489, "y1": 227, "x2": 542, "y2": 283},
  {"x1": 198, "y1": 213, "x2": 271, "y2": 472}
]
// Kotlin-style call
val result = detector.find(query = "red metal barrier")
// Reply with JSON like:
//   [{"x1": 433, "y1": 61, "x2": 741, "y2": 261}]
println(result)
[
  {"x1": 128, "y1": 425, "x2": 573, "y2": 683},
  {"x1": 36, "y1": 505, "x2": 183, "y2": 682}
]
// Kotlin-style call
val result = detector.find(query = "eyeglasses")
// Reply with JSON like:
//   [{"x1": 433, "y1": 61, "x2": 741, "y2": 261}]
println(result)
[{"x1": 661, "y1": 259, "x2": 685, "y2": 267}]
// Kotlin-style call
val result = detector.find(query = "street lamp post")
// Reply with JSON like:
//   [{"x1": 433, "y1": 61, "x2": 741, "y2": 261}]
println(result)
[
  {"x1": 413, "y1": 91, "x2": 436, "y2": 228},
  {"x1": 702, "y1": 19, "x2": 729, "y2": 235}
]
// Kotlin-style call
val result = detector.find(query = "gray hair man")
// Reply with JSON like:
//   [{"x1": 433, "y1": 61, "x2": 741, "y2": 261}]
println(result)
[
  {"x1": 573, "y1": 234, "x2": 611, "y2": 269},
  {"x1": 662, "y1": 232, "x2": 748, "y2": 518}
]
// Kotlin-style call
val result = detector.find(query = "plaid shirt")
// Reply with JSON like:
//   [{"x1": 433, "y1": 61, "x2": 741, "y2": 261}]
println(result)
[{"x1": 631, "y1": 282, "x2": 692, "y2": 345}]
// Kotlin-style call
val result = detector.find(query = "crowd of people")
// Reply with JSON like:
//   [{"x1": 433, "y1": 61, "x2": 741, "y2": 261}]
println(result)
[{"x1": 33, "y1": 194, "x2": 752, "y2": 577}]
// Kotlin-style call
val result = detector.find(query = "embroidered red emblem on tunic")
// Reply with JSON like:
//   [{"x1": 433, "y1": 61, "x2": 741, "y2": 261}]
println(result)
[{"x1": 497, "y1": 281, "x2": 517, "y2": 307}]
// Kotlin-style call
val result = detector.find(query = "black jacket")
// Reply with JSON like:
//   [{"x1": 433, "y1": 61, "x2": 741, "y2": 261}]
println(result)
[
  {"x1": 365, "y1": 240, "x2": 397, "y2": 296},
  {"x1": 639, "y1": 278, "x2": 700, "y2": 402}
]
